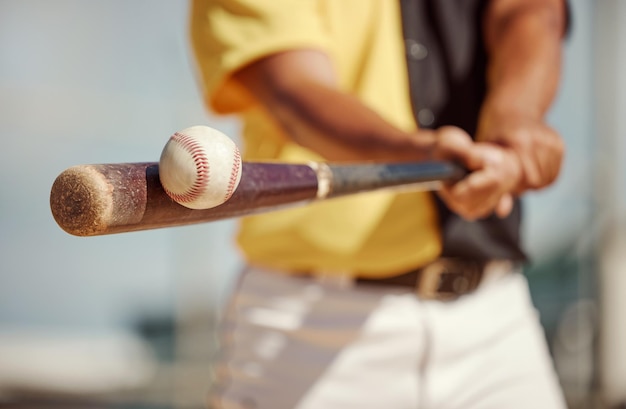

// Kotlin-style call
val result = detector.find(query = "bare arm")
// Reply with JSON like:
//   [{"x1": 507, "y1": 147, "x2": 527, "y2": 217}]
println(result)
[
  {"x1": 479, "y1": 0, "x2": 567, "y2": 191},
  {"x1": 439, "y1": 0, "x2": 568, "y2": 219},
  {"x1": 231, "y1": 4, "x2": 567, "y2": 221},
  {"x1": 233, "y1": 50, "x2": 441, "y2": 162}
]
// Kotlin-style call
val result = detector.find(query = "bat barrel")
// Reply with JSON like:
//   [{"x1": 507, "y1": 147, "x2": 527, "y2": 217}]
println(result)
[
  {"x1": 50, "y1": 162, "x2": 319, "y2": 236},
  {"x1": 50, "y1": 163, "x2": 152, "y2": 237}
]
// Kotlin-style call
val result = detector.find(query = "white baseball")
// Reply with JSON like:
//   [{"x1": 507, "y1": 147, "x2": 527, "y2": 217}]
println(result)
[{"x1": 159, "y1": 126, "x2": 242, "y2": 210}]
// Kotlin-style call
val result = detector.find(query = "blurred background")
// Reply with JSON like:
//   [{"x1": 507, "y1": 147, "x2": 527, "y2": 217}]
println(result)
[{"x1": 0, "y1": 0, "x2": 624, "y2": 408}]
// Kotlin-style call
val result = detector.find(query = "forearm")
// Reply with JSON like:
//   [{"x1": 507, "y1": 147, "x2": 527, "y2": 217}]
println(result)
[
  {"x1": 272, "y1": 82, "x2": 442, "y2": 162},
  {"x1": 471, "y1": 0, "x2": 567, "y2": 194},
  {"x1": 481, "y1": 0, "x2": 567, "y2": 122},
  {"x1": 234, "y1": 51, "x2": 436, "y2": 162}
]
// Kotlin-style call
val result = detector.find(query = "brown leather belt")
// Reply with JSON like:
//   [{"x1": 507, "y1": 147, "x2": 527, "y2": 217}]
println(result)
[{"x1": 355, "y1": 259, "x2": 514, "y2": 301}]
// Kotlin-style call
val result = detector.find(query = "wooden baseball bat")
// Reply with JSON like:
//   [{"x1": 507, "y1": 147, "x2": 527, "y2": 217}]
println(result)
[{"x1": 50, "y1": 161, "x2": 465, "y2": 237}]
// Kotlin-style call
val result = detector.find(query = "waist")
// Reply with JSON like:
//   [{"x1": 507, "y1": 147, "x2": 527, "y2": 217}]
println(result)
[{"x1": 311, "y1": 258, "x2": 519, "y2": 301}]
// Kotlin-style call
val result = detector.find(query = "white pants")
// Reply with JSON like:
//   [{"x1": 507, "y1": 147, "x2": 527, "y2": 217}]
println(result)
[{"x1": 209, "y1": 266, "x2": 566, "y2": 409}]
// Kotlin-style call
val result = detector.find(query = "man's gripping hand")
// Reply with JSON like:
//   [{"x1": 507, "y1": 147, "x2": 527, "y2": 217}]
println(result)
[
  {"x1": 429, "y1": 126, "x2": 523, "y2": 221},
  {"x1": 430, "y1": 114, "x2": 565, "y2": 222},
  {"x1": 477, "y1": 109, "x2": 565, "y2": 194}
]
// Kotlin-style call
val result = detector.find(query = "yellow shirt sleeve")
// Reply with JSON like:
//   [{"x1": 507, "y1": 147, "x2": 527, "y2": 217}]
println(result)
[{"x1": 189, "y1": 0, "x2": 333, "y2": 114}]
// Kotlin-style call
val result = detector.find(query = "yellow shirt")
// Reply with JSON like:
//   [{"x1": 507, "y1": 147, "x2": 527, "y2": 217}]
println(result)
[{"x1": 190, "y1": 0, "x2": 441, "y2": 277}]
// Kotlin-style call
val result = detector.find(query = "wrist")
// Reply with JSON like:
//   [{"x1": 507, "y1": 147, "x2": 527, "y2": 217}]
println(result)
[
  {"x1": 480, "y1": 93, "x2": 543, "y2": 124},
  {"x1": 477, "y1": 98, "x2": 546, "y2": 145}
]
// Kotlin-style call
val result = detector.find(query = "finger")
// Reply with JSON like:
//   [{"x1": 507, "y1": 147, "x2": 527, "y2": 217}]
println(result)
[
  {"x1": 435, "y1": 127, "x2": 485, "y2": 170},
  {"x1": 495, "y1": 194, "x2": 514, "y2": 218},
  {"x1": 438, "y1": 172, "x2": 504, "y2": 220},
  {"x1": 438, "y1": 187, "x2": 500, "y2": 221},
  {"x1": 447, "y1": 168, "x2": 503, "y2": 201},
  {"x1": 437, "y1": 188, "x2": 482, "y2": 221}
]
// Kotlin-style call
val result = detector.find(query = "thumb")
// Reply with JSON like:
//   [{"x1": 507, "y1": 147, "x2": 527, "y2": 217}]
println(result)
[{"x1": 436, "y1": 127, "x2": 483, "y2": 170}]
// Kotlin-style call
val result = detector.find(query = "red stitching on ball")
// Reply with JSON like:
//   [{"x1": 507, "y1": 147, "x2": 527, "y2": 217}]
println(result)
[
  {"x1": 224, "y1": 148, "x2": 241, "y2": 202},
  {"x1": 164, "y1": 132, "x2": 210, "y2": 204}
]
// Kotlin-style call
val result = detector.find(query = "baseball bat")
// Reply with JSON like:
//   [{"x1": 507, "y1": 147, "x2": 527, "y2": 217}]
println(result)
[{"x1": 50, "y1": 161, "x2": 465, "y2": 237}]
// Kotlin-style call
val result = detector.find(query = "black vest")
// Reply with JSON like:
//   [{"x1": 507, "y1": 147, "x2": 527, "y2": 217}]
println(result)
[{"x1": 400, "y1": 0, "x2": 526, "y2": 261}]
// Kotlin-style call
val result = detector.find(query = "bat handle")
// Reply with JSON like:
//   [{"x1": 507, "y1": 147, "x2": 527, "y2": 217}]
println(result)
[{"x1": 324, "y1": 161, "x2": 467, "y2": 198}]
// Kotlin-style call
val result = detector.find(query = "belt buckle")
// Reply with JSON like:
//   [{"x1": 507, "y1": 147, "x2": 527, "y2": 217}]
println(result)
[
  {"x1": 416, "y1": 259, "x2": 481, "y2": 301},
  {"x1": 416, "y1": 260, "x2": 447, "y2": 300}
]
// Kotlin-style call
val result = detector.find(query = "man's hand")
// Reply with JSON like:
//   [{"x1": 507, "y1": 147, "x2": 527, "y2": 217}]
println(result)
[
  {"x1": 429, "y1": 126, "x2": 523, "y2": 221},
  {"x1": 476, "y1": 108, "x2": 565, "y2": 194},
  {"x1": 434, "y1": 0, "x2": 568, "y2": 222},
  {"x1": 430, "y1": 110, "x2": 565, "y2": 222}
]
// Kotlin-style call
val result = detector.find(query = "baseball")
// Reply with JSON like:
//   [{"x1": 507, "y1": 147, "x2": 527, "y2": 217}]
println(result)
[{"x1": 159, "y1": 126, "x2": 242, "y2": 210}]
